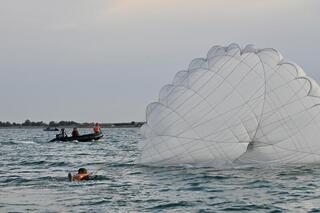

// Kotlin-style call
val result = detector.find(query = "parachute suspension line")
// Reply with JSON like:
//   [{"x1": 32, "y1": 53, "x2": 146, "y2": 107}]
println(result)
[
  {"x1": 248, "y1": 55, "x2": 291, "y2": 160},
  {"x1": 250, "y1": 54, "x2": 269, "y2": 148}
]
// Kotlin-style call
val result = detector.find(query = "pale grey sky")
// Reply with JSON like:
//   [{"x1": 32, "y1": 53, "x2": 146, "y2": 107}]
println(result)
[{"x1": 0, "y1": 0, "x2": 319, "y2": 123}]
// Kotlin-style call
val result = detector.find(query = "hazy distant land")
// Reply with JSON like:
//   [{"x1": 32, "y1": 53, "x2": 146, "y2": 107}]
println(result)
[{"x1": 0, "y1": 120, "x2": 145, "y2": 128}]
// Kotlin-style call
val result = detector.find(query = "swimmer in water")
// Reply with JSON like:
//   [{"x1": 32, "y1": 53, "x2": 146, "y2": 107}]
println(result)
[{"x1": 68, "y1": 168, "x2": 97, "y2": 181}]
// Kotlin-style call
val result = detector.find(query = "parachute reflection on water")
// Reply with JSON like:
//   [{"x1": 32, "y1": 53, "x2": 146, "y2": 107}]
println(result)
[{"x1": 137, "y1": 44, "x2": 320, "y2": 166}]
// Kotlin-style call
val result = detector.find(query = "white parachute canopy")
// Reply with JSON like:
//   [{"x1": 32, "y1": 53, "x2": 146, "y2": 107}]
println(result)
[{"x1": 137, "y1": 43, "x2": 320, "y2": 166}]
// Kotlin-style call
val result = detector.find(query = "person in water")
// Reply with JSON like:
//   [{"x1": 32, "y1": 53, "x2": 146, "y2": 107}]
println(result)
[
  {"x1": 72, "y1": 127, "x2": 80, "y2": 138},
  {"x1": 68, "y1": 168, "x2": 96, "y2": 181},
  {"x1": 93, "y1": 123, "x2": 101, "y2": 134}
]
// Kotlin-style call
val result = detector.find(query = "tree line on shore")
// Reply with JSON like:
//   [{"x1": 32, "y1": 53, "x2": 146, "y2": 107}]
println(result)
[{"x1": 0, "y1": 120, "x2": 145, "y2": 128}]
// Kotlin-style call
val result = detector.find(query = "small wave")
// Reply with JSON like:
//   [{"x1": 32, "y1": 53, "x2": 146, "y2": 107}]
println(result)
[
  {"x1": 244, "y1": 179, "x2": 272, "y2": 189},
  {"x1": 177, "y1": 186, "x2": 205, "y2": 192},
  {"x1": 48, "y1": 162, "x2": 69, "y2": 167},
  {"x1": 17, "y1": 140, "x2": 36, "y2": 144},
  {"x1": 20, "y1": 160, "x2": 46, "y2": 166},
  {"x1": 309, "y1": 208, "x2": 320, "y2": 212},
  {"x1": 136, "y1": 162, "x2": 259, "y2": 170},
  {"x1": 78, "y1": 199, "x2": 111, "y2": 206},
  {"x1": 0, "y1": 140, "x2": 37, "y2": 145},
  {"x1": 220, "y1": 204, "x2": 275, "y2": 211},
  {"x1": 148, "y1": 201, "x2": 194, "y2": 210},
  {"x1": 108, "y1": 162, "x2": 135, "y2": 168}
]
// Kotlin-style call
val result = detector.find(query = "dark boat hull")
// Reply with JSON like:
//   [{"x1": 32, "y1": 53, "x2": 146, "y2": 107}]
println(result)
[{"x1": 50, "y1": 133, "x2": 103, "y2": 142}]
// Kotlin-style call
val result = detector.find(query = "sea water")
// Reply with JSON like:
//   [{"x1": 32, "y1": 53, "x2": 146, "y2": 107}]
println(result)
[{"x1": 1, "y1": 128, "x2": 320, "y2": 212}]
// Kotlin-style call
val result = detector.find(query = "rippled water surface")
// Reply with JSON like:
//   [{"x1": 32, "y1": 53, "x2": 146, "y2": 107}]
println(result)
[{"x1": 1, "y1": 128, "x2": 320, "y2": 212}]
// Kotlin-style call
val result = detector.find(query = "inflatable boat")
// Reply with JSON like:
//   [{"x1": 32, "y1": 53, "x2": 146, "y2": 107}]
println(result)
[{"x1": 50, "y1": 132, "x2": 103, "y2": 142}]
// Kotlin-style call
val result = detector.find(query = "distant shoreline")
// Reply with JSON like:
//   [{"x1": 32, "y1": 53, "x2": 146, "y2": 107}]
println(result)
[{"x1": 0, "y1": 120, "x2": 145, "y2": 128}]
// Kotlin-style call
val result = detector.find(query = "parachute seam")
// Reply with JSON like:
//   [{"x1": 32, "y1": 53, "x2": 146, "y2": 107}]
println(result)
[{"x1": 250, "y1": 51, "x2": 268, "y2": 147}]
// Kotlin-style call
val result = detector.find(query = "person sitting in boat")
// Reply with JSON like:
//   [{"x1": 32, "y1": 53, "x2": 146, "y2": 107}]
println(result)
[
  {"x1": 72, "y1": 127, "x2": 80, "y2": 138},
  {"x1": 68, "y1": 168, "x2": 96, "y2": 181},
  {"x1": 57, "y1": 128, "x2": 67, "y2": 138},
  {"x1": 93, "y1": 123, "x2": 101, "y2": 134}
]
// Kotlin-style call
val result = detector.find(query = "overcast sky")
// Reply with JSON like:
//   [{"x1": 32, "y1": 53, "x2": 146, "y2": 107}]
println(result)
[{"x1": 0, "y1": 0, "x2": 319, "y2": 123}]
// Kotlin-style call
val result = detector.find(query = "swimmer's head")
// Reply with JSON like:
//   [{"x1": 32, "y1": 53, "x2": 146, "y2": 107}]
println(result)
[{"x1": 78, "y1": 168, "x2": 88, "y2": 174}]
